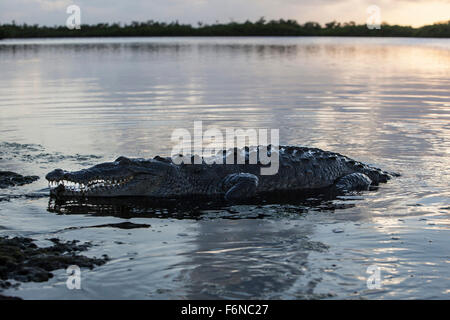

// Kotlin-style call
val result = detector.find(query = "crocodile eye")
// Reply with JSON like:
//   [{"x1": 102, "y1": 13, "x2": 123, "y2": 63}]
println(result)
[
  {"x1": 115, "y1": 156, "x2": 131, "y2": 164},
  {"x1": 153, "y1": 155, "x2": 172, "y2": 163}
]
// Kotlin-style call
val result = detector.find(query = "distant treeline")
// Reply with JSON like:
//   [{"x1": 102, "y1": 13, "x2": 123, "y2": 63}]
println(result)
[{"x1": 1, "y1": 18, "x2": 450, "y2": 38}]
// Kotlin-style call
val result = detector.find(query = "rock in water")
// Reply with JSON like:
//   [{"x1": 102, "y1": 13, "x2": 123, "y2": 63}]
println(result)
[
  {"x1": 0, "y1": 236, "x2": 108, "y2": 290},
  {"x1": 0, "y1": 171, "x2": 39, "y2": 188}
]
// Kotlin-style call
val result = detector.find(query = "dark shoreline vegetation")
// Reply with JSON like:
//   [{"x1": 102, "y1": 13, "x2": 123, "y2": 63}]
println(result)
[{"x1": 0, "y1": 18, "x2": 449, "y2": 39}]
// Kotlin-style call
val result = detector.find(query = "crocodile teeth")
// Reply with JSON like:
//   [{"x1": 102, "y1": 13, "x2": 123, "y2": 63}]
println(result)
[{"x1": 48, "y1": 175, "x2": 134, "y2": 195}]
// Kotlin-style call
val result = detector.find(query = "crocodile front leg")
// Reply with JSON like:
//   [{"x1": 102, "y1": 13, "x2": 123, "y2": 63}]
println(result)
[
  {"x1": 334, "y1": 172, "x2": 372, "y2": 193},
  {"x1": 222, "y1": 173, "x2": 259, "y2": 201}
]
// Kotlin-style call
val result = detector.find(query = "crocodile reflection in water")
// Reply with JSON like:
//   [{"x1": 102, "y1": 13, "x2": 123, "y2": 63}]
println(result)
[{"x1": 47, "y1": 191, "x2": 357, "y2": 220}]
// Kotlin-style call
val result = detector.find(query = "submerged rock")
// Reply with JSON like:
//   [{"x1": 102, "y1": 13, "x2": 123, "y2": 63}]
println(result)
[
  {"x1": 62, "y1": 221, "x2": 151, "y2": 231},
  {"x1": 0, "y1": 236, "x2": 108, "y2": 290},
  {"x1": 0, "y1": 171, "x2": 39, "y2": 188},
  {"x1": 90, "y1": 221, "x2": 151, "y2": 229}
]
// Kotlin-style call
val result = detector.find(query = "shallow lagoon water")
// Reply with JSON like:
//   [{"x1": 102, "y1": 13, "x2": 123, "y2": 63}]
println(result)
[{"x1": 0, "y1": 37, "x2": 449, "y2": 299}]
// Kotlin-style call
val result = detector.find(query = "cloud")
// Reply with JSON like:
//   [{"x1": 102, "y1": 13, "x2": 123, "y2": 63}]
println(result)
[{"x1": 35, "y1": 0, "x2": 71, "y2": 11}]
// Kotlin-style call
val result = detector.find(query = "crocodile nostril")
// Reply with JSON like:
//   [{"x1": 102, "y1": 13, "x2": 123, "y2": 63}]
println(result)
[{"x1": 46, "y1": 168, "x2": 65, "y2": 180}]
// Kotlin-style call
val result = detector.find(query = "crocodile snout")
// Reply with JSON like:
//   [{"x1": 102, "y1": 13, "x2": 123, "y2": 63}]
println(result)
[{"x1": 45, "y1": 168, "x2": 65, "y2": 181}]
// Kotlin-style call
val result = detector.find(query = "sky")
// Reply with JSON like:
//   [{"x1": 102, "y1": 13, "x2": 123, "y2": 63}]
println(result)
[{"x1": 1, "y1": 0, "x2": 449, "y2": 27}]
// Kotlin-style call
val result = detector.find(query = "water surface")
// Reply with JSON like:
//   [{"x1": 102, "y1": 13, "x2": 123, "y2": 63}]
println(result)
[{"x1": 0, "y1": 37, "x2": 449, "y2": 299}]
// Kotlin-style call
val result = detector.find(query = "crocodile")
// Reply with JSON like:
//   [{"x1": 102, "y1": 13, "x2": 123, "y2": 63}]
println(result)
[{"x1": 45, "y1": 145, "x2": 396, "y2": 201}]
